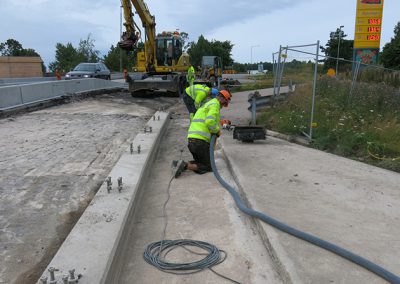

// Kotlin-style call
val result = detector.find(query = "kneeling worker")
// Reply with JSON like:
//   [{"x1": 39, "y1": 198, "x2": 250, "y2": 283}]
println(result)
[
  {"x1": 183, "y1": 84, "x2": 219, "y2": 121},
  {"x1": 174, "y1": 89, "x2": 231, "y2": 178}
]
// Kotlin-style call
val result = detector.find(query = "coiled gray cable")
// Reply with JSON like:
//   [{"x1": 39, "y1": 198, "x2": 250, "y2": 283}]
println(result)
[
  {"x1": 210, "y1": 135, "x2": 400, "y2": 284},
  {"x1": 143, "y1": 176, "x2": 241, "y2": 283},
  {"x1": 144, "y1": 239, "x2": 225, "y2": 273}
]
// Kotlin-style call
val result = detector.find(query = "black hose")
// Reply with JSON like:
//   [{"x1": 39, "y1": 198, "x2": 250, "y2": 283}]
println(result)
[{"x1": 210, "y1": 135, "x2": 400, "y2": 284}]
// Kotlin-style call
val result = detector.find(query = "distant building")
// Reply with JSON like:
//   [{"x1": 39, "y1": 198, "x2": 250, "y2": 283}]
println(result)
[
  {"x1": 249, "y1": 70, "x2": 268, "y2": 75},
  {"x1": 0, "y1": 56, "x2": 43, "y2": 78}
]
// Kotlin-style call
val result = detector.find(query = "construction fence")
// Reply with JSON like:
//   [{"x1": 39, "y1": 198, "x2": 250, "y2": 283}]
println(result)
[{"x1": 266, "y1": 42, "x2": 400, "y2": 167}]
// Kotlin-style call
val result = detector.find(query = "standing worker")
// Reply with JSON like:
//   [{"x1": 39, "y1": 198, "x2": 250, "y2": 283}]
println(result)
[
  {"x1": 55, "y1": 70, "x2": 62, "y2": 80},
  {"x1": 187, "y1": 64, "x2": 195, "y2": 86},
  {"x1": 183, "y1": 84, "x2": 219, "y2": 121},
  {"x1": 173, "y1": 90, "x2": 232, "y2": 178}
]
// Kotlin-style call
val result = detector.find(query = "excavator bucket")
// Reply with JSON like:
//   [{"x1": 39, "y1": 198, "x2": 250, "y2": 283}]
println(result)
[{"x1": 118, "y1": 39, "x2": 137, "y2": 52}]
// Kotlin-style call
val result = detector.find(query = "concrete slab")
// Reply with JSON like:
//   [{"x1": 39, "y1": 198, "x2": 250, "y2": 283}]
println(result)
[
  {"x1": 0, "y1": 93, "x2": 178, "y2": 283},
  {"x1": 36, "y1": 111, "x2": 170, "y2": 283},
  {"x1": 0, "y1": 85, "x2": 22, "y2": 108},
  {"x1": 112, "y1": 105, "x2": 283, "y2": 284},
  {"x1": 219, "y1": 88, "x2": 400, "y2": 283}
]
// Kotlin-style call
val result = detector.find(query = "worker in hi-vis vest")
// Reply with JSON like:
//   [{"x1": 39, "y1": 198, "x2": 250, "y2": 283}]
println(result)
[
  {"x1": 182, "y1": 84, "x2": 219, "y2": 121},
  {"x1": 173, "y1": 89, "x2": 232, "y2": 178},
  {"x1": 187, "y1": 65, "x2": 195, "y2": 86}
]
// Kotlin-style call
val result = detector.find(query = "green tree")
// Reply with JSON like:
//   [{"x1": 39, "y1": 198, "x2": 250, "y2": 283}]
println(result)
[
  {"x1": 0, "y1": 39, "x2": 24, "y2": 56},
  {"x1": 380, "y1": 22, "x2": 400, "y2": 70},
  {"x1": 103, "y1": 44, "x2": 136, "y2": 71},
  {"x1": 49, "y1": 42, "x2": 81, "y2": 73},
  {"x1": 49, "y1": 34, "x2": 100, "y2": 73},
  {"x1": 77, "y1": 34, "x2": 100, "y2": 63},
  {"x1": 320, "y1": 28, "x2": 353, "y2": 71},
  {"x1": 187, "y1": 35, "x2": 234, "y2": 68}
]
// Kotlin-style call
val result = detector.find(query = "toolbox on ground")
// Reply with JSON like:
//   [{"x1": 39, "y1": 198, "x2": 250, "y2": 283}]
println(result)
[{"x1": 233, "y1": 126, "x2": 266, "y2": 143}]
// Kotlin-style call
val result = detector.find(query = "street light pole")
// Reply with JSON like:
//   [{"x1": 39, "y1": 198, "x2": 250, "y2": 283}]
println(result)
[
  {"x1": 335, "y1": 25, "x2": 344, "y2": 76},
  {"x1": 250, "y1": 45, "x2": 260, "y2": 73},
  {"x1": 119, "y1": 3, "x2": 123, "y2": 73}
]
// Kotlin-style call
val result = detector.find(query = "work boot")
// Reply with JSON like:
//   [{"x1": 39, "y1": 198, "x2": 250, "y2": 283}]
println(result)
[
  {"x1": 171, "y1": 160, "x2": 178, "y2": 168},
  {"x1": 173, "y1": 160, "x2": 187, "y2": 178}
]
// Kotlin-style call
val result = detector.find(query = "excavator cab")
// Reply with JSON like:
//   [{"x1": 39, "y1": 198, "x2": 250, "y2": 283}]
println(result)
[
  {"x1": 155, "y1": 32, "x2": 183, "y2": 67},
  {"x1": 199, "y1": 56, "x2": 223, "y2": 86}
]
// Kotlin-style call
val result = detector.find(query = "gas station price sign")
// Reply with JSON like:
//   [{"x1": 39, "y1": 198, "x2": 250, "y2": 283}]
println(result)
[{"x1": 354, "y1": 0, "x2": 384, "y2": 49}]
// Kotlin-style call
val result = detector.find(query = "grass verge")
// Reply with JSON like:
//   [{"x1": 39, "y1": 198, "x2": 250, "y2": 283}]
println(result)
[{"x1": 257, "y1": 76, "x2": 400, "y2": 172}]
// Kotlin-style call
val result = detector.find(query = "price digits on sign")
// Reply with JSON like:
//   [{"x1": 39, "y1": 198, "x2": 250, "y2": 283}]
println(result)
[
  {"x1": 368, "y1": 18, "x2": 381, "y2": 25},
  {"x1": 367, "y1": 27, "x2": 381, "y2": 33},
  {"x1": 367, "y1": 35, "x2": 380, "y2": 41}
]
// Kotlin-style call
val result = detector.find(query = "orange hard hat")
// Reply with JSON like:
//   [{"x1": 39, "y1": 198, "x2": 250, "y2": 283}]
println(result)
[{"x1": 219, "y1": 90, "x2": 231, "y2": 101}]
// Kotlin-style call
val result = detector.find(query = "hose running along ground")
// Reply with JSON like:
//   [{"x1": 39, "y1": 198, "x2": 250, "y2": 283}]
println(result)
[{"x1": 210, "y1": 135, "x2": 400, "y2": 284}]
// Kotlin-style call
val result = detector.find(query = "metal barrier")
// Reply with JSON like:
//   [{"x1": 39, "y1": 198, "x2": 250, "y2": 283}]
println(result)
[
  {"x1": 248, "y1": 91, "x2": 289, "y2": 125},
  {"x1": 0, "y1": 78, "x2": 127, "y2": 111}
]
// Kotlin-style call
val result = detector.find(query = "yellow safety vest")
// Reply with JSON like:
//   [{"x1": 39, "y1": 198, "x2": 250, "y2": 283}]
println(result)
[
  {"x1": 185, "y1": 84, "x2": 210, "y2": 109},
  {"x1": 187, "y1": 66, "x2": 195, "y2": 83},
  {"x1": 187, "y1": 98, "x2": 221, "y2": 143}
]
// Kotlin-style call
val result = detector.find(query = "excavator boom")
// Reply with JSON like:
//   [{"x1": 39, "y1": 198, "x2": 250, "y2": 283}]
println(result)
[{"x1": 119, "y1": 0, "x2": 190, "y2": 96}]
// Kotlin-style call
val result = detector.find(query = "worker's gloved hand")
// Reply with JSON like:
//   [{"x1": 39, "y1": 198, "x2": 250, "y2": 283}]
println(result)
[{"x1": 216, "y1": 130, "x2": 221, "y2": 137}]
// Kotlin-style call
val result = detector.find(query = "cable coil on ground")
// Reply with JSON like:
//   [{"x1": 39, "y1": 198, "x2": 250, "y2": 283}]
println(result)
[
  {"x1": 210, "y1": 135, "x2": 400, "y2": 284},
  {"x1": 143, "y1": 239, "x2": 226, "y2": 274},
  {"x1": 143, "y1": 174, "x2": 240, "y2": 283}
]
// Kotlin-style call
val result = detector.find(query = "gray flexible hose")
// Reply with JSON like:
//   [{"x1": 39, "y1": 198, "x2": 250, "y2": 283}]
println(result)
[{"x1": 210, "y1": 135, "x2": 400, "y2": 284}]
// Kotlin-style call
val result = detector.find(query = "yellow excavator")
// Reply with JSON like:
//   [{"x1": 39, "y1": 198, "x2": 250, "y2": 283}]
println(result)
[{"x1": 119, "y1": 0, "x2": 190, "y2": 96}]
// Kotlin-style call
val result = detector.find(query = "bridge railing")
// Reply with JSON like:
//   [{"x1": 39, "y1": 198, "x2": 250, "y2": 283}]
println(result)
[{"x1": 0, "y1": 78, "x2": 127, "y2": 111}]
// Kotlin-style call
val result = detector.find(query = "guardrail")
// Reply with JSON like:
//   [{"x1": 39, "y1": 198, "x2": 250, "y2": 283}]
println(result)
[
  {"x1": 0, "y1": 78, "x2": 127, "y2": 111},
  {"x1": 248, "y1": 85, "x2": 295, "y2": 125},
  {"x1": 0, "y1": 77, "x2": 57, "y2": 86}
]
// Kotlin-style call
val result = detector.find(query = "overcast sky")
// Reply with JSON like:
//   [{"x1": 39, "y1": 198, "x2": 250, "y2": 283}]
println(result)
[{"x1": 1, "y1": 0, "x2": 399, "y2": 67}]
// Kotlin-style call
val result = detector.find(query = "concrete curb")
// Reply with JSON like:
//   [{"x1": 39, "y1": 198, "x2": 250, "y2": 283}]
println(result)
[
  {"x1": 219, "y1": 139, "x2": 300, "y2": 284},
  {"x1": 267, "y1": 129, "x2": 310, "y2": 146},
  {"x1": 37, "y1": 111, "x2": 170, "y2": 284}
]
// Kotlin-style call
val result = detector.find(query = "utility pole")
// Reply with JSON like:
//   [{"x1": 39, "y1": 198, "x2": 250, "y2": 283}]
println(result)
[
  {"x1": 250, "y1": 45, "x2": 260, "y2": 74},
  {"x1": 335, "y1": 25, "x2": 344, "y2": 76}
]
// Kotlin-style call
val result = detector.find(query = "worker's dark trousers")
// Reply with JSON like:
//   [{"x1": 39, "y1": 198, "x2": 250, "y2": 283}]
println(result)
[
  {"x1": 188, "y1": 138, "x2": 211, "y2": 174},
  {"x1": 182, "y1": 93, "x2": 197, "y2": 116}
]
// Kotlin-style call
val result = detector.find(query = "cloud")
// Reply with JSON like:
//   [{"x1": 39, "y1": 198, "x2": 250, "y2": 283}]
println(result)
[
  {"x1": 1, "y1": 0, "x2": 399, "y2": 67},
  {"x1": 1, "y1": 0, "x2": 121, "y2": 65},
  {"x1": 150, "y1": 0, "x2": 311, "y2": 38}
]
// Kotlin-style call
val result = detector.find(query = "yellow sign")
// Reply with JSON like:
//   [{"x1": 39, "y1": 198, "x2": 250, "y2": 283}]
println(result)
[
  {"x1": 354, "y1": 0, "x2": 384, "y2": 49},
  {"x1": 327, "y1": 68, "x2": 336, "y2": 77}
]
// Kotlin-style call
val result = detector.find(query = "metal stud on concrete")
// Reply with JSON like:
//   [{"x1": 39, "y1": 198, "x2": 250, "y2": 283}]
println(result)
[
  {"x1": 117, "y1": 177, "x2": 123, "y2": 192},
  {"x1": 37, "y1": 111, "x2": 170, "y2": 284},
  {"x1": 62, "y1": 275, "x2": 69, "y2": 284},
  {"x1": 48, "y1": 266, "x2": 58, "y2": 283},
  {"x1": 106, "y1": 177, "x2": 112, "y2": 193},
  {"x1": 68, "y1": 269, "x2": 77, "y2": 284},
  {"x1": 144, "y1": 126, "x2": 153, "y2": 133}
]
